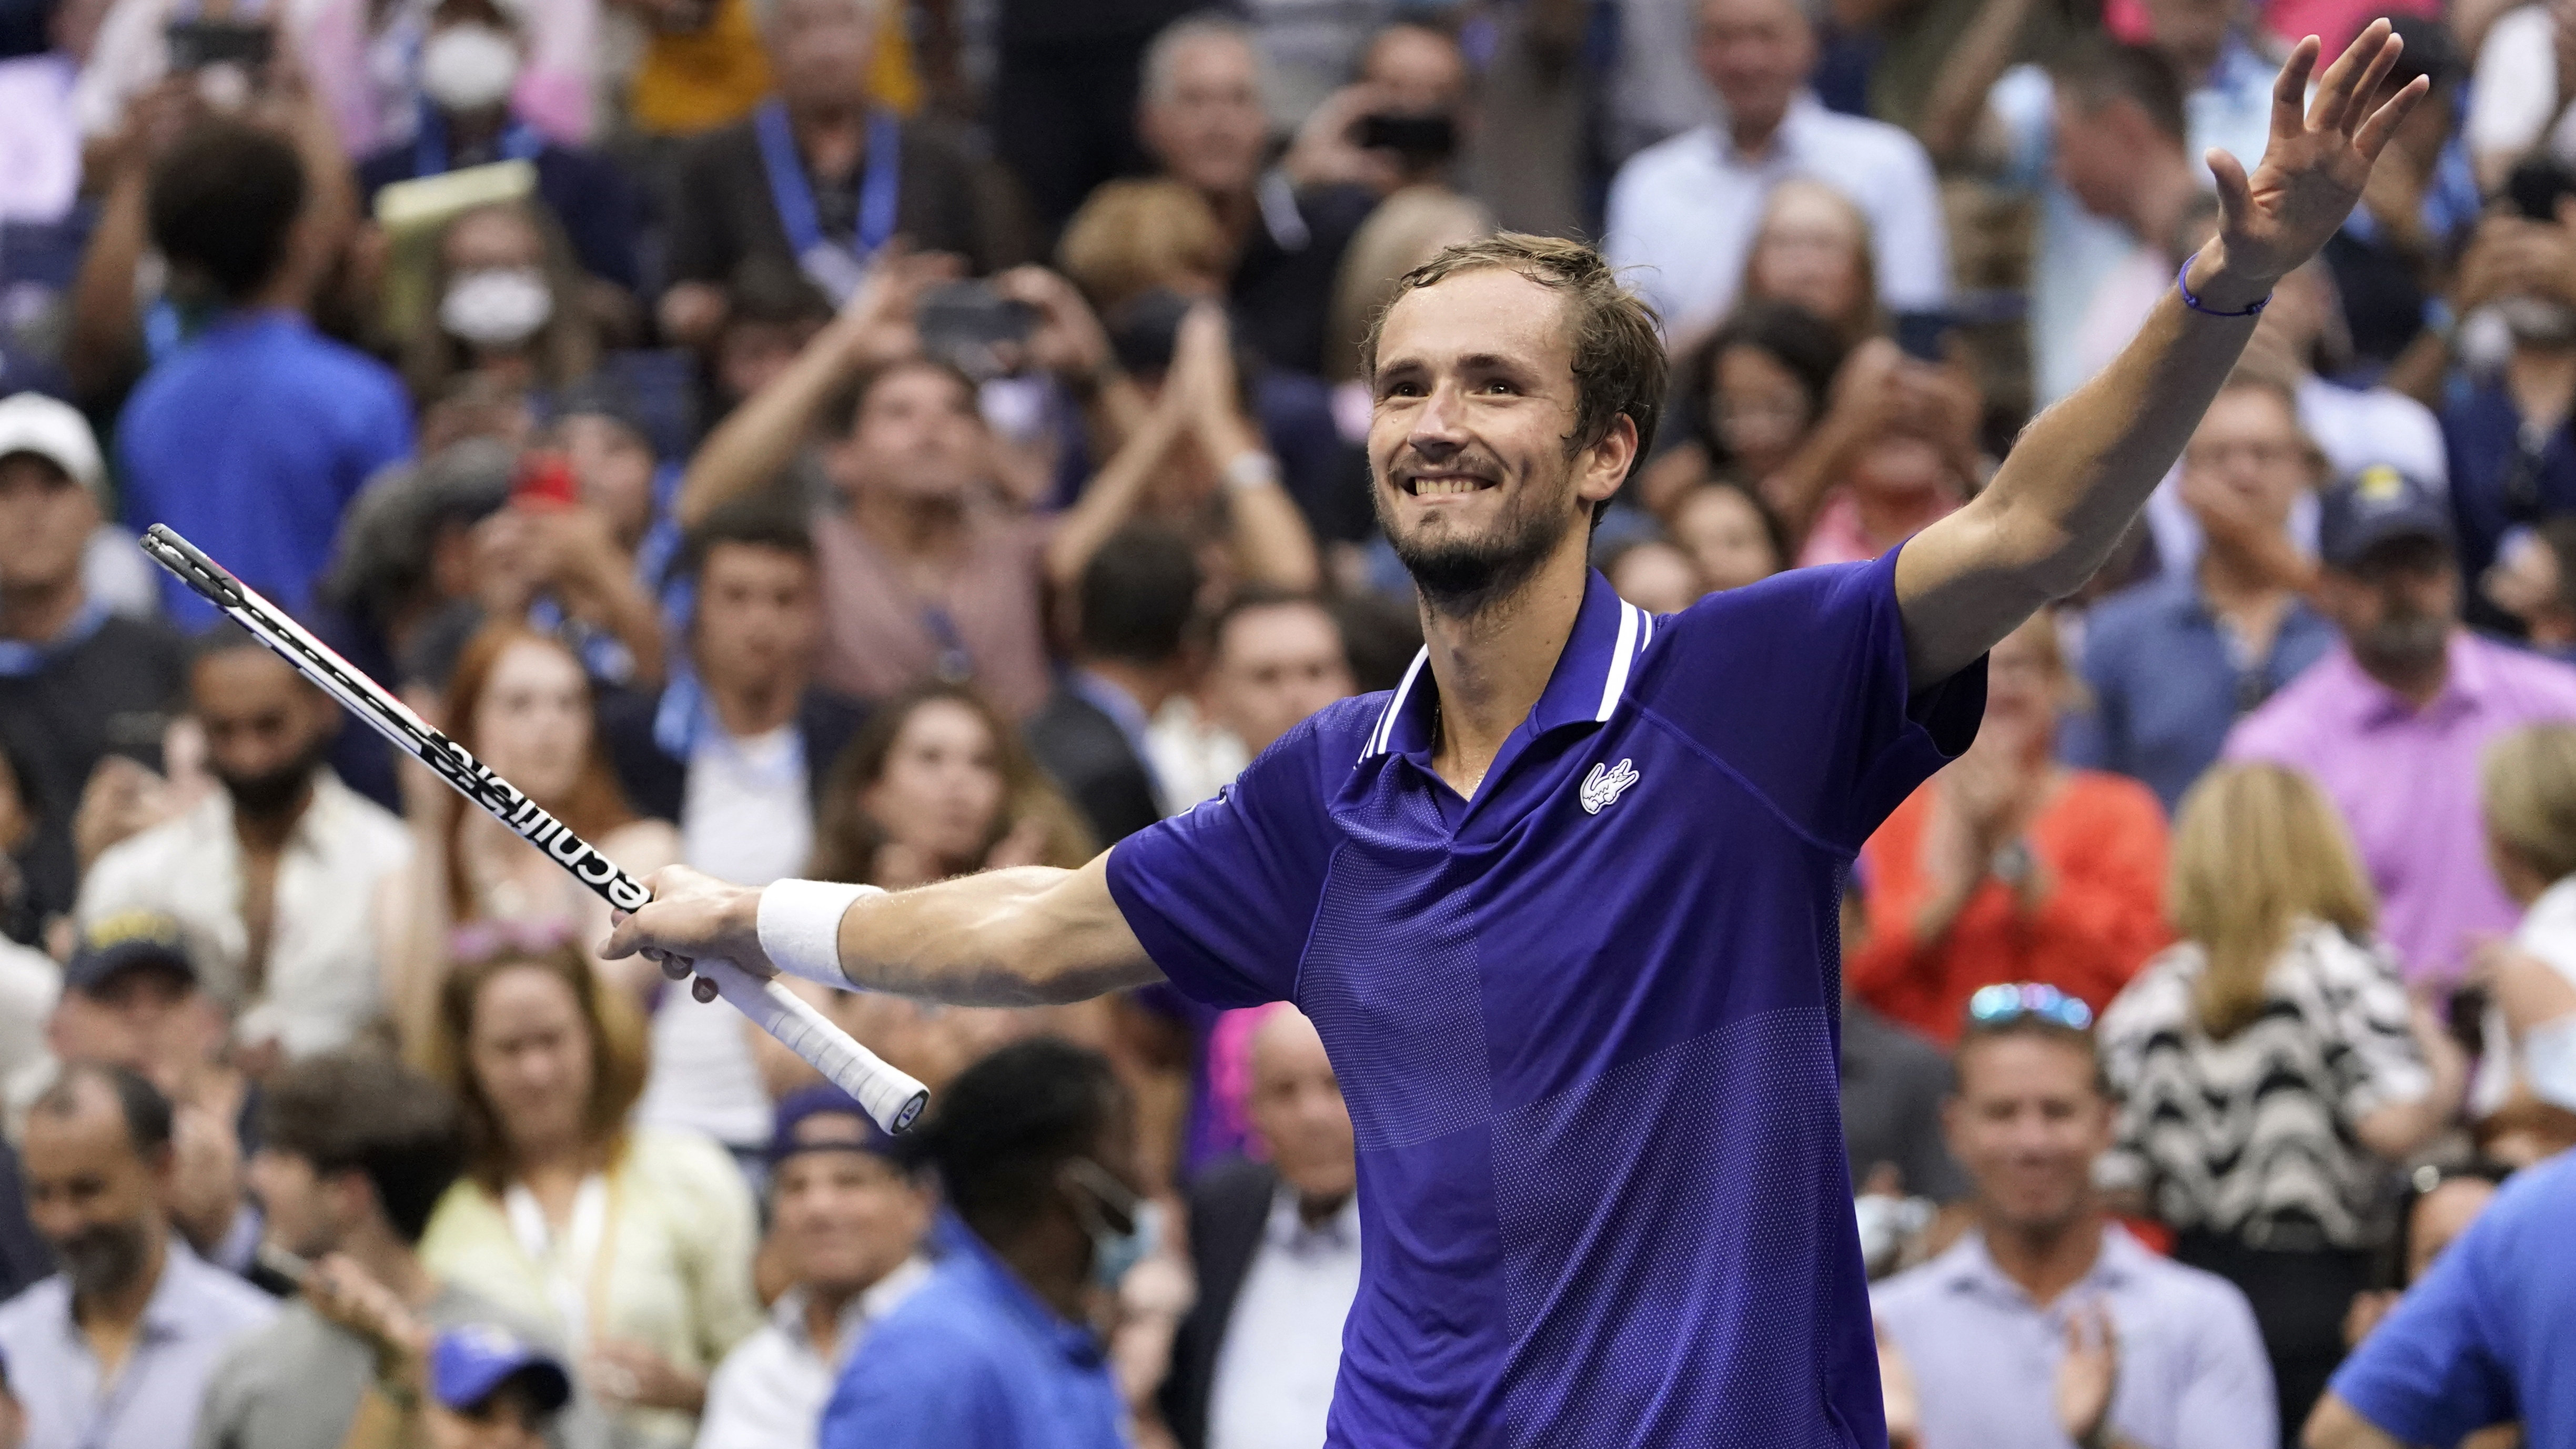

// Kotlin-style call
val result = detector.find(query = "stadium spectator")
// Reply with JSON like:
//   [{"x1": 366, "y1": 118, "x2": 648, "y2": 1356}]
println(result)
[
  {"x1": 1852, "y1": 613, "x2": 2171, "y2": 1042},
  {"x1": 1155, "y1": 590, "x2": 1354, "y2": 808},
  {"x1": 1871, "y1": 995, "x2": 2275, "y2": 1449},
  {"x1": 2480, "y1": 516, "x2": 2576, "y2": 657},
  {"x1": 1604, "y1": 537, "x2": 1707, "y2": 614},
  {"x1": 2442, "y1": 178, "x2": 2576, "y2": 591},
  {"x1": 0, "y1": 1063, "x2": 275, "y2": 1449},
  {"x1": 380, "y1": 625, "x2": 680, "y2": 1037},
  {"x1": 1642, "y1": 301, "x2": 1847, "y2": 517},
  {"x1": 809, "y1": 681, "x2": 1094, "y2": 890},
  {"x1": 2099, "y1": 762, "x2": 2462, "y2": 1440},
  {"x1": 2078, "y1": 373, "x2": 2338, "y2": 813},
  {"x1": 1032, "y1": 524, "x2": 1202, "y2": 846},
  {"x1": 1057, "y1": 179, "x2": 1234, "y2": 316},
  {"x1": 1839, "y1": 982, "x2": 1970, "y2": 1218},
  {"x1": 1280, "y1": 23, "x2": 1472, "y2": 205},
  {"x1": 2304, "y1": 1148, "x2": 2576, "y2": 1448},
  {"x1": 1668, "y1": 482, "x2": 1788, "y2": 594},
  {"x1": 317, "y1": 1296, "x2": 584, "y2": 1449},
  {"x1": 2473, "y1": 724, "x2": 2576, "y2": 1116},
  {"x1": 2339, "y1": 1161, "x2": 2511, "y2": 1361},
  {"x1": 396, "y1": 200, "x2": 602, "y2": 411},
  {"x1": 598, "y1": 503, "x2": 864, "y2": 1164},
  {"x1": 0, "y1": 392, "x2": 186, "y2": 935},
  {"x1": 320, "y1": 441, "x2": 518, "y2": 692},
  {"x1": 353, "y1": 0, "x2": 643, "y2": 293},
  {"x1": 1791, "y1": 356, "x2": 1981, "y2": 568},
  {"x1": 120, "y1": 120, "x2": 412, "y2": 629},
  {"x1": 818, "y1": 1038, "x2": 1140, "y2": 1449},
  {"x1": 77, "y1": 630, "x2": 410, "y2": 1064},
  {"x1": 2224, "y1": 469, "x2": 2576, "y2": 985},
  {"x1": 0, "y1": 1143, "x2": 45, "y2": 1305},
  {"x1": 983, "y1": 0, "x2": 1192, "y2": 234},
  {"x1": 1737, "y1": 180, "x2": 1885, "y2": 351},
  {"x1": 1164, "y1": 1007, "x2": 1356, "y2": 1449},
  {"x1": 677, "y1": 268, "x2": 1060, "y2": 717},
  {"x1": 199, "y1": 1049, "x2": 610, "y2": 1449},
  {"x1": 2317, "y1": 15, "x2": 2476, "y2": 383},
  {"x1": 658, "y1": 0, "x2": 1015, "y2": 344},
  {"x1": 416, "y1": 945, "x2": 762, "y2": 1449},
  {"x1": 1137, "y1": 15, "x2": 1377, "y2": 376},
  {"x1": 30, "y1": 917, "x2": 267, "y2": 1279},
  {"x1": 1602, "y1": 0, "x2": 1947, "y2": 339},
  {"x1": 696, "y1": 1088, "x2": 933, "y2": 1449}
]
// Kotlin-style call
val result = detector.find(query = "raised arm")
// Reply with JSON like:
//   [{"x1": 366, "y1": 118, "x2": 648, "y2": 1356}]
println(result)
[
  {"x1": 600, "y1": 856, "x2": 1162, "y2": 1007},
  {"x1": 1896, "y1": 24, "x2": 2427, "y2": 683}
]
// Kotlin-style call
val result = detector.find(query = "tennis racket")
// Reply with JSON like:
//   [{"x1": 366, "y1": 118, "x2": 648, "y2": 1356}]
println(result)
[{"x1": 141, "y1": 525, "x2": 928, "y2": 1133}]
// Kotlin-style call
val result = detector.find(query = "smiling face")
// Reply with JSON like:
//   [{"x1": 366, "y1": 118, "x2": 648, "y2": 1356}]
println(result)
[
  {"x1": 862, "y1": 697, "x2": 1008, "y2": 868},
  {"x1": 1368, "y1": 267, "x2": 1633, "y2": 614}
]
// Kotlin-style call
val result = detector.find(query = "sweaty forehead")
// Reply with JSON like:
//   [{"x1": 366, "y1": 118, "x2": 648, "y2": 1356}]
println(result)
[{"x1": 1375, "y1": 269, "x2": 1575, "y2": 386}]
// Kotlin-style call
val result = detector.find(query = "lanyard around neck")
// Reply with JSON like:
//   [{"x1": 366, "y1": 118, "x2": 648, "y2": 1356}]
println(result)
[{"x1": 754, "y1": 99, "x2": 902, "y2": 303}]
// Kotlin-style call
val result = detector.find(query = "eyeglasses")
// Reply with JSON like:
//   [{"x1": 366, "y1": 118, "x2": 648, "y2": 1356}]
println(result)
[{"x1": 1965, "y1": 981, "x2": 2094, "y2": 1031}]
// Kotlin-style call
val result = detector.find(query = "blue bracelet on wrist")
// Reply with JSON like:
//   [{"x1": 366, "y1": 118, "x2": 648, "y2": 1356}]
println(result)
[{"x1": 2176, "y1": 259, "x2": 2270, "y2": 318}]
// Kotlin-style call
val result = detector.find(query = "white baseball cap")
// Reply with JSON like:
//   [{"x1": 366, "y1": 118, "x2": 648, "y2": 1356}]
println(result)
[{"x1": 0, "y1": 392, "x2": 104, "y2": 501}]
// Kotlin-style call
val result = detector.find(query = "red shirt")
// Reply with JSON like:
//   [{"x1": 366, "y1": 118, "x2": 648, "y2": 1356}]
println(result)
[{"x1": 1851, "y1": 768, "x2": 2172, "y2": 1045}]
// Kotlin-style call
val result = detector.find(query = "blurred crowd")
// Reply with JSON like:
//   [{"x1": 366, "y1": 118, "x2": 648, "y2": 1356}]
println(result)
[{"x1": 0, "y1": 0, "x2": 2568, "y2": 1438}]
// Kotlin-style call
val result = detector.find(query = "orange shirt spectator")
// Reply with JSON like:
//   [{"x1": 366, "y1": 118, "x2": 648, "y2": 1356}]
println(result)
[{"x1": 1850, "y1": 614, "x2": 2172, "y2": 1043}]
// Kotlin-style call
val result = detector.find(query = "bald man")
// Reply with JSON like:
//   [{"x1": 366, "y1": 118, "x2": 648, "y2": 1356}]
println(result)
[{"x1": 1164, "y1": 1009, "x2": 1357, "y2": 1449}]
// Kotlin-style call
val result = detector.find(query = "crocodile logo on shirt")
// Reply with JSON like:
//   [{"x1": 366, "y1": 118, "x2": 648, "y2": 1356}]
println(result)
[{"x1": 1579, "y1": 758, "x2": 1641, "y2": 815}]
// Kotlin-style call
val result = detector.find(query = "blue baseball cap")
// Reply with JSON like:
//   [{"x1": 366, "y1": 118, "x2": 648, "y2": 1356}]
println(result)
[
  {"x1": 430, "y1": 1325, "x2": 572, "y2": 1415},
  {"x1": 2318, "y1": 464, "x2": 2453, "y2": 571},
  {"x1": 769, "y1": 1085, "x2": 897, "y2": 1168},
  {"x1": 63, "y1": 913, "x2": 197, "y2": 996}
]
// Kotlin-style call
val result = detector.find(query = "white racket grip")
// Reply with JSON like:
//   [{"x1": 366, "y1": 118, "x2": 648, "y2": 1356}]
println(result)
[{"x1": 693, "y1": 958, "x2": 930, "y2": 1134}]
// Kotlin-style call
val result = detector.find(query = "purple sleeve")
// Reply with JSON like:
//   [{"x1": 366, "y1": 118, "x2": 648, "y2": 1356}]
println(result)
[
  {"x1": 1638, "y1": 548, "x2": 1985, "y2": 852},
  {"x1": 1106, "y1": 713, "x2": 1343, "y2": 1008}
]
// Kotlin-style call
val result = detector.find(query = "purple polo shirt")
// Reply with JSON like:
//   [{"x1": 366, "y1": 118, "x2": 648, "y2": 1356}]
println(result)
[
  {"x1": 2222, "y1": 633, "x2": 2576, "y2": 984},
  {"x1": 1107, "y1": 551, "x2": 1985, "y2": 1446}
]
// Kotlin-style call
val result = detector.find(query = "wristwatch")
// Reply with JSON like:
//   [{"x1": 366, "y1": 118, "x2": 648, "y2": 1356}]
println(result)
[{"x1": 1990, "y1": 839, "x2": 2036, "y2": 888}]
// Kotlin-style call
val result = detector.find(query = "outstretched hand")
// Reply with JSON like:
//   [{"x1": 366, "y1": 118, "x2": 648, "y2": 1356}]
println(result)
[
  {"x1": 600, "y1": 865, "x2": 773, "y2": 996},
  {"x1": 2204, "y1": 21, "x2": 2428, "y2": 296}
]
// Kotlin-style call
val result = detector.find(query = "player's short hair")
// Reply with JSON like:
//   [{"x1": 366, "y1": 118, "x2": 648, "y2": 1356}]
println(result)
[
  {"x1": 895, "y1": 1038, "x2": 1123, "y2": 1231},
  {"x1": 259, "y1": 1050, "x2": 467, "y2": 1245},
  {"x1": 1361, "y1": 234, "x2": 1666, "y2": 503},
  {"x1": 2050, "y1": 37, "x2": 2189, "y2": 149}
]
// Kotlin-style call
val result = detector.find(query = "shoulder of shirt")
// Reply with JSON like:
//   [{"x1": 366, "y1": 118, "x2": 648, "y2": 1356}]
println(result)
[
  {"x1": 2058, "y1": 768, "x2": 2165, "y2": 822},
  {"x1": 2114, "y1": 1233, "x2": 2263, "y2": 1328},
  {"x1": 0, "y1": 1272, "x2": 68, "y2": 1331},
  {"x1": 2224, "y1": 648, "x2": 2348, "y2": 751},
  {"x1": 168, "y1": 1245, "x2": 282, "y2": 1323},
  {"x1": 1798, "y1": 103, "x2": 1933, "y2": 163},
  {"x1": 2467, "y1": 631, "x2": 2576, "y2": 701},
  {"x1": 2100, "y1": 942, "x2": 2200, "y2": 1032},
  {"x1": 87, "y1": 611, "x2": 186, "y2": 657},
  {"x1": 2082, "y1": 574, "x2": 2196, "y2": 646},
  {"x1": 1869, "y1": 1237, "x2": 1980, "y2": 1315},
  {"x1": 842, "y1": 1268, "x2": 1024, "y2": 1375}
]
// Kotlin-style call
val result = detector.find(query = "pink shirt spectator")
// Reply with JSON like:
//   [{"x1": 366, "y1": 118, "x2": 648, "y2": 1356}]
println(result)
[{"x1": 2223, "y1": 634, "x2": 2576, "y2": 984}]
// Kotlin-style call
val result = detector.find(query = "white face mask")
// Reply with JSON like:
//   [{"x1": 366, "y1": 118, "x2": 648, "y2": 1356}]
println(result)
[
  {"x1": 419, "y1": 24, "x2": 521, "y2": 113},
  {"x1": 440, "y1": 267, "x2": 553, "y2": 347}
]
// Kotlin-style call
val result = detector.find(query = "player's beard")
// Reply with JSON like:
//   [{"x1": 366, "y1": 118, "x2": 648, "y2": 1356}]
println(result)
[{"x1": 1377, "y1": 465, "x2": 1581, "y2": 620}]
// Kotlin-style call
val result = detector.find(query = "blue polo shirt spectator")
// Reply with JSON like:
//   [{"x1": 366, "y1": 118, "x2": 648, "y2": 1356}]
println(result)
[
  {"x1": 118, "y1": 311, "x2": 411, "y2": 626},
  {"x1": 115, "y1": 120, "x2": 413, "y2": 628},
  {"x1": 2313, "y1": 1149, "x2": 2576, "y2": 1447},
  {"x1": 2077, "y1": 574, "x2": 2338, "y2": 813},
  {"x1": 1106, "y1": 549, "x2": 1985, "y2": 1444},
  {"x1": 820, "y1": 1214, "x2": 1124, "y2": 1449}
]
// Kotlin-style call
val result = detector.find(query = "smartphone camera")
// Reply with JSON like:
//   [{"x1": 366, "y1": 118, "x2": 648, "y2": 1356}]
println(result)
[{"x1": 916, "y1": 281, "x2": 1039, "y2": 379}]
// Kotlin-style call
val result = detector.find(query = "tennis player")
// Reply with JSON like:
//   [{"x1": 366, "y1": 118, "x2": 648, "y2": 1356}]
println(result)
[{"x1": 609, "y1": 28, "x2": 2421, "y2": 1446}]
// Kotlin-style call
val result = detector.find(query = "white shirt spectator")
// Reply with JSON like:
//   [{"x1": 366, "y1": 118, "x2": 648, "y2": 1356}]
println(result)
[
  {"x1": 640, "y1": 721, "x2": 815, "y2": 1153},
  {"x1": 75, "y1": 769, "x2": 408, "y2": 1059},
  {"x1": 2468, "y1": 6, "x2": 2576, "y2": 180},
  {"x1": 695, "y1": 1257, "x2": 931, "y2": 1449},
  {"x1": 2474, "y1": 874, "x2": 2576, "y2": 1114},
  {"x1": 1207, "y1": 1190, "x2": 1362, "y2": 1449},
  {"x1": 1603, "y1": 93, "x2": 1949, "y2": 339},
  {"x1": 2143, "y1": 374, "x2": 2448, "y2": 577}
]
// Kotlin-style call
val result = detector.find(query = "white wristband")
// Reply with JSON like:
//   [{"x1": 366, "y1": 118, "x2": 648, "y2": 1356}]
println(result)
[{"x1": 756, "y1": 880, "x2": 883, "y2": 988}]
